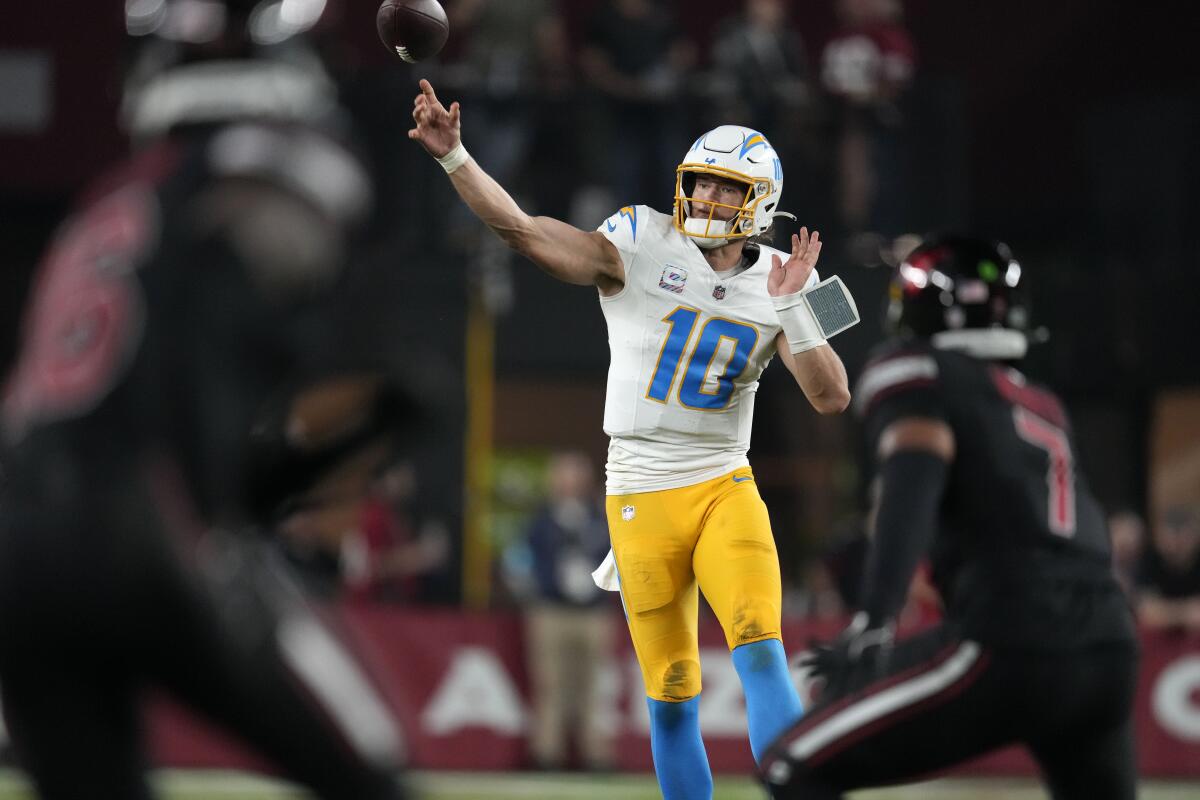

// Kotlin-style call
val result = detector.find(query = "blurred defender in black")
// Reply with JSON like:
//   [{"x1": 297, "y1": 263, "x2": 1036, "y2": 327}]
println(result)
[
  {"x1": 762, "y1": 237, "x2": 1137, "y2": 799},
  {"x1": 0, "y1": 2, "x2": 408, "y2": 797}
]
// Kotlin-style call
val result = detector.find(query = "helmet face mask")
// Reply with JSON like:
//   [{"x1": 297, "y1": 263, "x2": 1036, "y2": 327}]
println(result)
[
  {"x1": 674, "y1": 126, "x2": 783, "y2": 249},
  {"x1": 887, "y1": 236, "x2": 1031, "y2": 360}
]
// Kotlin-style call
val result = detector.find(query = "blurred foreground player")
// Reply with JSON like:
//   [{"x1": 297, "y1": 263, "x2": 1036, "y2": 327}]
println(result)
[
  {"x1": 0, "y1": 2, "x2": 407, "y2": 798},
  {"x1": 762, "y1": 237, "x2": 1138, "y2": 799}
]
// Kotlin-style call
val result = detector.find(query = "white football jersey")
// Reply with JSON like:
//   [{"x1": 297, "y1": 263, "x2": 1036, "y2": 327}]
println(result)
[{"x1": 596, "y1": 205, "x2": 817, "y2": 494}]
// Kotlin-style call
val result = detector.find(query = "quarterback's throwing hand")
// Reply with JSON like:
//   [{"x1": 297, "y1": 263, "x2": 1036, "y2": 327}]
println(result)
[
  {"x1": 408, "y1": 78, "x2": 460, "y2": 159},
  {"x1": 768, "y1": 227, "x2": 822, "y2": 296}
]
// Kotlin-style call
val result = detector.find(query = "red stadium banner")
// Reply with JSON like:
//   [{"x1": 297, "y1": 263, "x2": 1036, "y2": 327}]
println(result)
[{"x1": 147, "y1": 607, "x2": 1200, "y2": 778}]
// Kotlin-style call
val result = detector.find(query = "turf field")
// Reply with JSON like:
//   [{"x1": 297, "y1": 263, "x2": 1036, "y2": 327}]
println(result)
[{"x1": 0, "y1": 769, "x2": 1195, "y2": 799}]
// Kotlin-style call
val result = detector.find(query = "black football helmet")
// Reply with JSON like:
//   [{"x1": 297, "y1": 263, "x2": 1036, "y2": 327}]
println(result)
[
  {"x1": 122, "y1": 0, "x2": 340, "y2": 139},
  {"x1": 885, "y1": 235, "x2": 1031, "y2": 360}
]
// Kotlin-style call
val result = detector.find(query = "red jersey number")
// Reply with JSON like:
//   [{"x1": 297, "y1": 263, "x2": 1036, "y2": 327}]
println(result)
[
  {"x1": 1012, "y1": 406, "x2": 1076, "y2": 538},
  {"x1": 2, "y1": 186, "x2": 155, "y2": 439}
]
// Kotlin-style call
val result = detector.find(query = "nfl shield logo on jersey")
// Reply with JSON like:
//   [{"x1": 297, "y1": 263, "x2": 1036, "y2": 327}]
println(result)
[
  {"x1": 659, "y1": 266, "x2": 688, "y2": 294},
  {"x1": 713, "y1": 284, "x2": 726, "y2": 300},
  {"x1": 621, "y1": 504, "x2": 636, "y2": 521}
]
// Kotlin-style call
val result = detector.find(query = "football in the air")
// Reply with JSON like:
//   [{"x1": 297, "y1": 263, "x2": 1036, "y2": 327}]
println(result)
[{"x1": 376, "y1": 0, "x2": 449, "y2": 63}]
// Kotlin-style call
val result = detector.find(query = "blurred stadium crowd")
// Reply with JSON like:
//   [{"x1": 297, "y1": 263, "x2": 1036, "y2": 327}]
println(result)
[{"x1": 0, "y1": 0, "x2": 1198, "y2": 788}]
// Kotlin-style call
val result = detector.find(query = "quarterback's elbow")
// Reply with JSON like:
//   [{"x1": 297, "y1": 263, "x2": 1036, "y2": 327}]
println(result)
[
  {"x1": 491, "y1": 215, "x2": 538, "y2": 254},
  {"x1": 811, "y1": 386, "x2": 851, "y2": 415}
]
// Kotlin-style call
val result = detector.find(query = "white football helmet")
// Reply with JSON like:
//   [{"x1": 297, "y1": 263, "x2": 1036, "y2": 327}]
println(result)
[{"x1": 673, "y1": 125, "x2": 784, "y2": 249}]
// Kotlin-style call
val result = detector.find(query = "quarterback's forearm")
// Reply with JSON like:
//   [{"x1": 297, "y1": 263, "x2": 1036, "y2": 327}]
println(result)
[
  {"x1": 446, "y1": 158, "x2": 620, "y2": 288},
  {"x1": 788, "y1": 343, "x2": 850, "y2": 414},
  {"x1": 447, "y1": 157, "x2": 536, "y2": 250}
]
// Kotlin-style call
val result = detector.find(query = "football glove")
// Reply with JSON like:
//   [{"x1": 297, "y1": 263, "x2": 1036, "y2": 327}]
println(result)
[{"x1": 797, "y1": 612, "x2": 895, "y2": 701}]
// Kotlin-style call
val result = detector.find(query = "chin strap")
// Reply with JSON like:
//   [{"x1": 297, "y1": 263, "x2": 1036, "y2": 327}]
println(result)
[
  {"x1": 683, "y1": 216, "x2": 736, "y2": 249},
  {"x1": 684, "y1": 211, "x2": 799, "y2": 250}
]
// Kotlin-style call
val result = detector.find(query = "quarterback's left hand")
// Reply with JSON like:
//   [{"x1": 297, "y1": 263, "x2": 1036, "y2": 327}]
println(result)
[
  {"x1": 768, "y1": 227, "x2": 822, "y2": 296},
  {"x1": 798, "y1": 612, "x2": 894, "y2": 701}
]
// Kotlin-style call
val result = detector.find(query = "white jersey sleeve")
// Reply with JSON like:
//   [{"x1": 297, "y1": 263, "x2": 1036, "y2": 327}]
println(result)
[{"x1": 597, "y1": 205, "x2": 645, "y2": 280}]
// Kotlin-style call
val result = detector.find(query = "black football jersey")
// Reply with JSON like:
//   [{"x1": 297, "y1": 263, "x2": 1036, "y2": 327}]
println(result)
[
  {"x1": 855, "y1": 339, "x2": 1135, "y2": 647},
  {"x1": 1, "y1": 130, "x2": 337, "y2": 526}
]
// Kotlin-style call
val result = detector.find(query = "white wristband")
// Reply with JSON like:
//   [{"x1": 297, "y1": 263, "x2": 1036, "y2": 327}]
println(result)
[
  {"x1": 436, "y1": 142, "x2": 470, "y2": 174},
  {"x1": 772, "y1": 290, "x2": 827, "y2": 354}
]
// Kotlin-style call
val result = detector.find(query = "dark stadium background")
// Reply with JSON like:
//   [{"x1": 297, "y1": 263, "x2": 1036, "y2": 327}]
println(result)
[
  {"x1": 3, "y1": 0, "x2": 1195, "y2": 529},
  {"x1": 0, "y1": 0, "x2": 1197, "y2": 789}
]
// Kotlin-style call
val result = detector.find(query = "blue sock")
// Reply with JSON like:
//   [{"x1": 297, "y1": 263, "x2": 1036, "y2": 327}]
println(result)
[
  {"x1": 646, "y1": 695, "x2": 712, "y2": 800},
  {"x1": 732, "y1": 639, "x2": 804, "y2": 763}
]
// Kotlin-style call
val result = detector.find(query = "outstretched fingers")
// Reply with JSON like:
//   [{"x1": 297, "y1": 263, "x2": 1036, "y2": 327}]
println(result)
[
  {"x1": 768, "y1": 252, "x2": 785, "y2": 292},
  {"x1": 790, "y1": 228, "x2": 822, "y2": 268},
  {"x1": 412, "y1": 90, "x2": 431, "y2": 126},
  {"x1": 805, "y1": 230, "x2": 822, "y2": 267},
  {"x1": 419, "y1": 78, "x2": 440, "y2": 106}
]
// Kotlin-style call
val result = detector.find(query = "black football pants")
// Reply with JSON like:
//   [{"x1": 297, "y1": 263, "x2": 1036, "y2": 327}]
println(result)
[{"x1": 761, "y1": 623, "x2": 1138, "y2": 800}]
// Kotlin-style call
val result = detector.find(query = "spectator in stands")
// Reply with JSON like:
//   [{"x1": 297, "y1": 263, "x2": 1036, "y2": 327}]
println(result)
[
  {"x1": 579, "y1": 0, "x2": 695, "y2": 206},
  {"x1": 809, "y1": 511, "x2": 941, "y2": 626},
  {"x1": 790, "y1": 559, "x2": 849, "y2": 620},
  {"x1": 1137, "y1": 504, "x2": 1200, "y2": 633},
  {"x1": 442, "y1": 0, "x2": 571, "y2": 314},
  {"x1": 341, "y1": 461, "x2": 451, "y2": 605},
  {"x1": 523, "y1": 11, "x2": 583, "y2": 219},
  {"x1": 711, "y1": 0, "x2": 812, "y2": 138},
  {"x1": 447, "y1": 0, "x2": 562, "y2": 197},
  {"x1": 1108, "y1": 508, "x2": 1147, "y2": 600},
  {"x1": 521, "y1": 451, "x2": 616, "y2": 772},
  {"x1": 819, "y1": 0, "x2": 915, "y2": 236},
  {"x1": 710, "y1": 0, "x2": 826, "y2": 225},
  {"x1": 805, "y1": 515, "x2": 867, "y2": 618}
]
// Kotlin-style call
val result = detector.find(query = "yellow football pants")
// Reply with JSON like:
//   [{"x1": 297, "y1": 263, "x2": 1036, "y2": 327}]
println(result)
[{"x1": 606, "y1": 467, "x2": 783, "y2": 702}]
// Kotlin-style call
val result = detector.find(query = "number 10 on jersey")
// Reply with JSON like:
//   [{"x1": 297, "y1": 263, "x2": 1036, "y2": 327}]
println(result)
[{"x1": 646, "y1": 307, "x2": 759, "y2": 410}]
